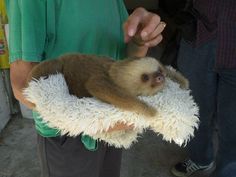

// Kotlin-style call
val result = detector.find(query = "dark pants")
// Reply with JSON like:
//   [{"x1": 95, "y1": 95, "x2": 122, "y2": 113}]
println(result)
[
  {"x1": 37, "y1": 134, "x2": 122, "y2": 177},
  {"x1": 177, "y1": 39, "x2": 236, "y2": 177}
]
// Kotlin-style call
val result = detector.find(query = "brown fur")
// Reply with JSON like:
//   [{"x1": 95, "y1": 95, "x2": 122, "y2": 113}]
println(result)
[{"x1": 27, "y1": 53, "x2": 188, "y2": 117}]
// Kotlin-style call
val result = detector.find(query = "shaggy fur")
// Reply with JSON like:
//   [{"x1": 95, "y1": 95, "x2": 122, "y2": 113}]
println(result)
[
  {"x1": 24, "y1": 71, "x2": 199, "y2": 148},
  {"x1": 28, "y1": 54, "x2": 188, "y2": 118}
]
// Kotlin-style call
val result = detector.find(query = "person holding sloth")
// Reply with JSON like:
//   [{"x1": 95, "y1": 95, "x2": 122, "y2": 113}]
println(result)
[{"x1": 6, "y1": 1, "x2": 166, "y2": 177}]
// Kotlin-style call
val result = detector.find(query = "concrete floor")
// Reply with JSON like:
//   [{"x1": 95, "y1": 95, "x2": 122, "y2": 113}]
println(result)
[{"x1": 0, "y1": 114, "x2": 210, "y2": 177}]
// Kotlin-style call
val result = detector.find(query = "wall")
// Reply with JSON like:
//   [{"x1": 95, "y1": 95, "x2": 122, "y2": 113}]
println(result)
[{"x1": 0, "y1": 71, "x2": 10, "y2": 132}]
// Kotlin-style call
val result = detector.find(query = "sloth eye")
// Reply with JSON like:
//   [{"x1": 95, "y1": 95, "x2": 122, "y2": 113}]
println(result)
[
  {"x1": 141, "y1": 74, "x2": 149, "y2": 82},
  {"x1": 153, "y1": 71, "x2": 161, "y2": 78}
]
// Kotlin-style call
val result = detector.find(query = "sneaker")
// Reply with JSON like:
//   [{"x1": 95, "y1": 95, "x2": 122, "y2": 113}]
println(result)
[{"x1": 171, "y1": 159, "x2": 215, "y2": 177}]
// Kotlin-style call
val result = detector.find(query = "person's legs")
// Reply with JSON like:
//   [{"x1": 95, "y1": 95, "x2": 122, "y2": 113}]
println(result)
[
  {"x1": 99, "y1": 146, "x2": 122, "y2": 177},
  {"x1": 214, "y1": 69, "x2": 236, "y2": 177},
  {"x1": 178, "y1": 39, "x2": 217, "y2": 164},
  {"x1": 171, "y1": 39, "x2": 217, "y2": 177},
  {"x1": 37, "y1": 134, "x2": 122, "y2": 177}
]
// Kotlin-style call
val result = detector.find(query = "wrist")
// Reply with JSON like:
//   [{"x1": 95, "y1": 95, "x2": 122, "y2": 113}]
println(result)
[{"x1": 127, "y1": 40, "x2": 148, "y2": 58}]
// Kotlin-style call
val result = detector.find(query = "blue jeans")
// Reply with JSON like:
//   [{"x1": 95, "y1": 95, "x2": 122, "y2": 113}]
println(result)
[{"x1": 177, "y1": 39, "x2": 236, "y2": 177}]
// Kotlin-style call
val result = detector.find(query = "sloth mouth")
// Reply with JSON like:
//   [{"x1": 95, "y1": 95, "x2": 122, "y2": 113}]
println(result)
[
  {"x1": 151, "y1": 77, "x2": 165, "y2": 88},
  {"x1": 151, "y1": 82, "x2": 164, "y2": 88}
]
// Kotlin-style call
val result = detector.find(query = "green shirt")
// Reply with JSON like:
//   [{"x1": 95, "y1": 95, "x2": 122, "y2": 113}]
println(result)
[{"x1": 6, "y1": 0, "x2": 128, "y2": 149}]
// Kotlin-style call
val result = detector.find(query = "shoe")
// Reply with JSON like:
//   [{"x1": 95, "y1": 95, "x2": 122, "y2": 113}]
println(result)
[{"x1": 171, "y1": 159, "x2": 215, "y2": 177}]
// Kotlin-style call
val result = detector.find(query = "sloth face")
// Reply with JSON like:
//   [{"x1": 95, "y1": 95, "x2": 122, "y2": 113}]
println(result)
[
  {"x1": 142, "y1": 68, "x2": 165, "y2": 80},
  {"x1": 121, "y1": 57, "x2": 166, "y2": 96},
  {"x1": 141, "y1": 70, "x2": 165, "y2": 86},
  {"x1": 138, "y1": 66, "x2": 166, "y2": 96}
]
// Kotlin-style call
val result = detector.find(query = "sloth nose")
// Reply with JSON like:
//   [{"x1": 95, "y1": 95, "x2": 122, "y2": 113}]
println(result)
[
  {"x1": 154, "y1": 72, "x2": 164, "y2": 83},
  {"x1": 156, "y1": 75, "x2": 164, "y2": 83}
]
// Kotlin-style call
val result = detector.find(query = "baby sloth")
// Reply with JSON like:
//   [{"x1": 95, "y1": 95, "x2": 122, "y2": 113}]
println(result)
[{"x1": 28, "y1": 53, "x2": 188, "y2": 118}]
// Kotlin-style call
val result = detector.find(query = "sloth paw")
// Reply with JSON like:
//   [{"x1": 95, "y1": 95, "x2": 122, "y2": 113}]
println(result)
[
  {"x1": 143, "y1": 107, "x2": 157, "y2": 118},
  {"x1": 179, "y1": 78, "x2": 189, "y2": 89}
]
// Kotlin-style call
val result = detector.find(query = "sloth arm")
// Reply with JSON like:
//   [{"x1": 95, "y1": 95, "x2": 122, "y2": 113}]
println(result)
[
  {"x1": 164, "y1": 67, "x2": 189, "y2": 89},
  {"x1": 85, "y1": 76, "x2": 156, "y2": 117}
]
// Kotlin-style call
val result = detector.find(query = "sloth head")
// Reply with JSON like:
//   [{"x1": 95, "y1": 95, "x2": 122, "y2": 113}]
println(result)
[{"x1": 109, "y1": 57, "x2": 166, "y2": 96}]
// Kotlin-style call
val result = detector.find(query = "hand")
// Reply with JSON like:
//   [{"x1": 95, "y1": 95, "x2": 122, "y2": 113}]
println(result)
[
  {"x1": 124, "y1": 7, "x2": 166, "y2": 48},
  {"x1": 106, "y1": 122, "x2": 134, "y2": 132}
]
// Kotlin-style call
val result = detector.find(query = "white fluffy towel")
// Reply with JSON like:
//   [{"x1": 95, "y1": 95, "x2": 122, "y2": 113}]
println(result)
[{"x1": 24, "y1": 73, "x2": 199, "y2": 148}]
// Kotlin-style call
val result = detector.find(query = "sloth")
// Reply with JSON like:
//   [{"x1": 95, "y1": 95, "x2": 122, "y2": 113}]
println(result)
[{"x1": 27, "y1": 53, "x2": 188, "y2": 118}]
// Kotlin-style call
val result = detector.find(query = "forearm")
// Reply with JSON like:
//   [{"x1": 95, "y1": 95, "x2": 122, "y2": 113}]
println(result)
[
  {"x1": 12, "y1": 86, "x2": 35, "y2": 109},
  {"x1": 10, "y1": 60, "x2": 38, "y2": 109},
  {"x1": 127, "y1": 41, "x2": 149, "y2": 57}
]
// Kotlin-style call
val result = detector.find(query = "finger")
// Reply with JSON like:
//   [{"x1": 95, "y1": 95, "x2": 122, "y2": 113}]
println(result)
[
  {"x1": 128, "y1": 123, "x2": 135, "y2": 129},
  {"x1": 118, "y1": 122, "x2": 134, "y2": 129},
  {"x1": 142, "y1": 21, "x2": 166, "y2": 41},
  {"x1": 123, "y1": 22, "x2": 132, "y2": 43},
  {"x1": 132, "y1": 22, "x2": 165, "y2": 46},
  {"x1": 127, "y1": 16, "x2": 140, "y2": 36},
  {"x1": 140, "y1": 14, "x2": 161, "y2": 40},
  {"x1": 144, "y1": 34, "x2": 163, "y2": 47},
  {"x1": 123, "y1": 8, "x2": 149, "y2": 43}
]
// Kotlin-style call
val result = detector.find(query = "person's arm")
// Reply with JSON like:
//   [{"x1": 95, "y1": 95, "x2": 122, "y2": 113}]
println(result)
[
  {"x1": 7, "y1": 1, "x2": 46, "y2": 108},
  {"x1": 10, "y1": 60, "x2": 38, "y2": 109},
  {"x1": 216, "y1": 1, "x2": 236, "y2": 68},
  {"x1": 124, "y1": 7, "x2": 166, "y2": 57}
]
